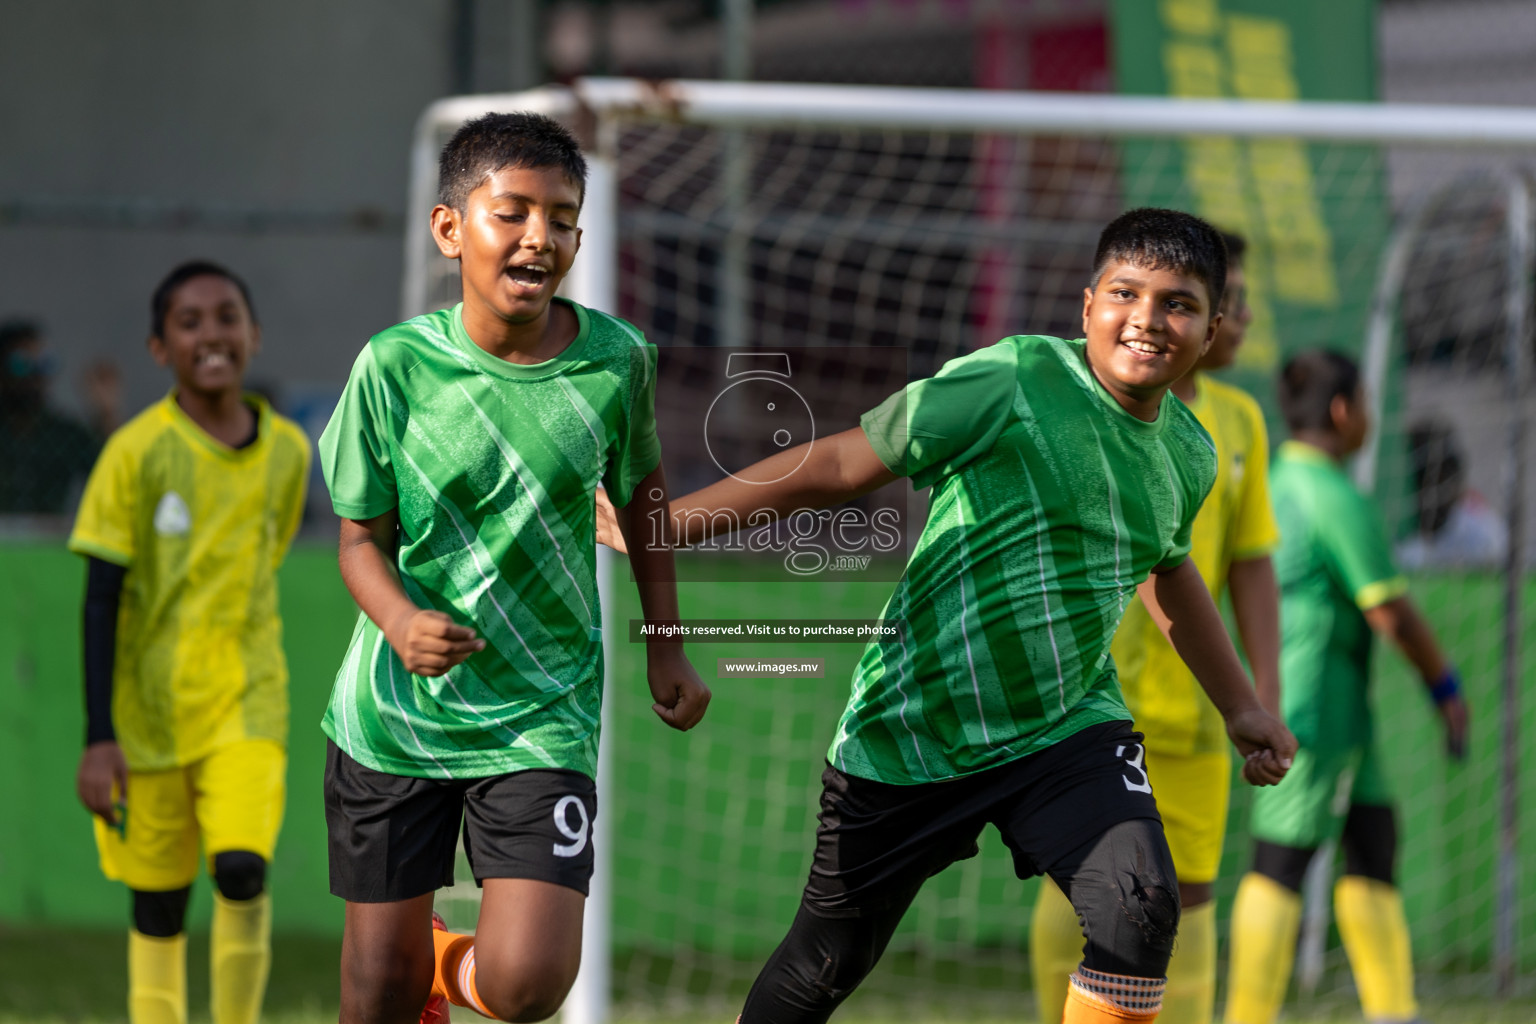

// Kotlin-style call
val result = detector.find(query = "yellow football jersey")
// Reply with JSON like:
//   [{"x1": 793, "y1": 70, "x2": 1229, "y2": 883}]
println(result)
[
  {"x1": 1113, "y1": 376, "x2": 1280, "y2": 756},
  {"x1": 69, "y1": 394, "x2": 310, "y2": 771}
]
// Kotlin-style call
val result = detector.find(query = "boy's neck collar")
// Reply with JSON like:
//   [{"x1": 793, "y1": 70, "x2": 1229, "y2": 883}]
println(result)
[
  {"x1": 1089, "y1": 365, "x2": 1167, "y2": 422},
  {"x1": 1283, "y1": 435, "x2": 1348, "y2": 464},
  {"x1": 1074, "y1": 344, "x2": 1169, "y2": 428},
  {"x1": 1171, "y1": 371, "x2": 1200, "y2": 404},
  {"x1": 168, "y1": 387, "x2": 262, "y2": 452},
  {"x1": 461, "y1": 296, "x2": 579, "y2": 365},
  {"x1": 174, "y1": 384, "x2": 248, "y2": 422}
]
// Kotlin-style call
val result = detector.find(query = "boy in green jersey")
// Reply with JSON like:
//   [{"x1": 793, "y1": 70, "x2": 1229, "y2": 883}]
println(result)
[
  {"x1": 601, "y1": 209, "x2": 1296, "y2": 1024},
  {"x1": 319, "y1": 113, "x2": 709, "y2": 1024},
  {"x1": 1034, "y1": 231, "x2": 1281, "y2": 1024},
  {"x1": 1225, "y1": 350, "x2": 1469, "y2": 1024}
]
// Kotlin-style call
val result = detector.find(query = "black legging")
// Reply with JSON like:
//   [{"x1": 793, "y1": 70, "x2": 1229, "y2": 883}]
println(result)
[
  {"x1": 1252, "y1": 803, "x2": 1397, "y2": 893},
  {"x1": 739, "y1": 817, "x2": 1179, "y2": 1024}
]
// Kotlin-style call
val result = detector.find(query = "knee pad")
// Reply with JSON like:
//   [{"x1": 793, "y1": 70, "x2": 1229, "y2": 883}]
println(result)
[
  {"x1": 1057, "y1": 818, "x2": 1180, "y2": 977},
  {"x1": 212, "y1": 850, "x2": 267, "y2": 902},
  {"x1": 132, "y1": 887, "x2": 191, "y2": 938},
  {"x1": 1341, "y1": 804, "x2": 1396, "y2": 884},
  {"x1": 1252, "y1": 840, "x2": 1316, "y2": 893}
]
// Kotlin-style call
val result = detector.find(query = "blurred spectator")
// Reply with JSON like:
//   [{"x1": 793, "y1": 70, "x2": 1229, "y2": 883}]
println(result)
[
  {"x1": 1397, "y1": 420, "x2": 1507, "y2": 568},
  {"x1": 0, "y1": 319, "x2": 112, "y2": 514},
  {"x1": 81, "y1": 357, "x2": 124, "y2": 438}
]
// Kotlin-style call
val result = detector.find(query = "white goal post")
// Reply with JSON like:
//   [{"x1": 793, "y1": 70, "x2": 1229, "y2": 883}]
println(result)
[
  {"x1": 404, "y1": 79, "x2": 1536, "y2": 323},
  {"x1": 403, "y1": 80, "x2": 1536, "y2": 1022}
]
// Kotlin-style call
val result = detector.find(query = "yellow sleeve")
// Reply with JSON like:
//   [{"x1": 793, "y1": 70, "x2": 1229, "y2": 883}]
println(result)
[
  {"x1": 1229, "y1": 396, "x2": 1281, "y2": 560},
  {"x1": 272, "y1": 419, "x2": 312, "y2": 567},
  {"x1": 68, "y1": 431, "x2": 140, "y2": 566}
]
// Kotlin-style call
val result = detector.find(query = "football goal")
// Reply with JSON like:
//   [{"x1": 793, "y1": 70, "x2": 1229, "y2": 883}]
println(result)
[{"x1": 403, "y1": 79, "x2": 1536, "y2": 1023}]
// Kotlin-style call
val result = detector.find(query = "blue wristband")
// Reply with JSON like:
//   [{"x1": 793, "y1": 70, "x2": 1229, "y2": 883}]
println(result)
[{"x1": 1430, "y1": 669, "x2": 1461, "y2": 706}]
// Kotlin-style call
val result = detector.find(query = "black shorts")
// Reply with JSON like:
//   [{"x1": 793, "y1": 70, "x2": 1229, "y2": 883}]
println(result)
[
  {"x1": 805, "y1": 719, "x2": 1162, "y2": 915},
  {"x1": 324, "y1": 740, "x2": 598, "y2": 903}
]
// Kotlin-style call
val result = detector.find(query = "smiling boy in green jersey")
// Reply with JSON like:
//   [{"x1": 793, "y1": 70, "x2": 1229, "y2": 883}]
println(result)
[
  {"x1": 1032, "y1": 231, "x2": 1281, "y2": 1024},
  {"x1": 600, "y1": 208, "x2": 1297, "y2": 1024},
  {"x1": 70, "y1": 261, "x2": 311, "y2": 1024},
  {"x1": 318, "y1": 112, "x2": 709, "y2": 1024},
  {"x1": 1224, "y1": 350, "x2": 1469, "y2": 1024}
]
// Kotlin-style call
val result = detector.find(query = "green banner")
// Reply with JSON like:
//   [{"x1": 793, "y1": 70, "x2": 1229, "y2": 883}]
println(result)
[{"x1": 1110, "y1": 0, "x2": 1389, "y2": 404}]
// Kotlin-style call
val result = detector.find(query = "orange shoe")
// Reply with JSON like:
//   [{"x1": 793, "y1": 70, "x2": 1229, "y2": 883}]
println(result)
[{"x1": 422, "y1": 912, "x2": 452, "y2": 1023}]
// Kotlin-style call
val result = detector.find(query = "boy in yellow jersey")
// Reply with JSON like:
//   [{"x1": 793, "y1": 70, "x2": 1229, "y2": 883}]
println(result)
[
  {"x1": 69, "y1": 261, "x2": 311, "y2": 1024},
  {"x1": 1032, "y1": 232, "x2": 1281, "y2": 1024}
]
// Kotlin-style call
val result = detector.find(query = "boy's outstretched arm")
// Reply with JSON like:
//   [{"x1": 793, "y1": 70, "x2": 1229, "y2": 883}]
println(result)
[
  {"x1": 338, "y1": 511, "x2": 485, "y2": 676},
  {"x1": 598, "y1": 427, "x2": 897, "y2": 552},
  {"x1": 1364, "y1": 596, "x2": 1468, "y2": 759},
  {"x1": 611, "y1": 463, "x2": 711, "y2": 731},
  {"x1": 1138, "y1": 559, "x2": 1297, "y2": 785},
  {"x1": 1228, "y1": 555, "x2": 1282, "y2": 717},
  {"x1": 672, "y1": 427, "x2": 898, "y2": 546}
]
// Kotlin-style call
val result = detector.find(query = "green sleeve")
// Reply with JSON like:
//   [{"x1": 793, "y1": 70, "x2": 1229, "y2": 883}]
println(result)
[
  {"x1": 1157, "y1": 518, "x2": 1195, "y2": 572},
  {"x1": 319, "y1": 344, "x2": 399, "y2": 520},
  {"x1": 859, "y1": 342, "x2": 1018, "y2": 492},
  {"x1": 1319, "y1": 479, "x2": 1407, "y2": 609},
  {"x1": 1154, "y1": 415, "x2": 1216, "y2": 572},
  {"x1": 1154, "y1": 474, "x2": 1204, "y2": 572},
  {"x1": 602, "y1": 343, "x2": 661, "y2": 508}
]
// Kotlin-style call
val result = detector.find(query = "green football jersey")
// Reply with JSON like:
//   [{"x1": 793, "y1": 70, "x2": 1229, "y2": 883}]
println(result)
[
  {"x1": 835, "y1": 335, "x2": 1217, "y2": 784},
  {"x1": 319, "y1": 299, "x2": 660, "y2": 779},
  {"x1": 1269, "y1": 441, "x2": 1407, "y2": 752}
]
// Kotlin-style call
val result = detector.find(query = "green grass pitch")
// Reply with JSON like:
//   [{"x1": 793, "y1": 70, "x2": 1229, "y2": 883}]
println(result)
[{"x1": 3, "y1": 926, "x2": 1533, "y2": 1023}]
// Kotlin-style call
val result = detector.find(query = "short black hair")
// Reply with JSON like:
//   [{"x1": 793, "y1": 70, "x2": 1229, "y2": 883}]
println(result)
[
  {"x1": 151, "y1": 261, "x2": 257, "y2": 338},
  {"x1": 1278, "y1": 349, "x2": 1360, "y2": 433},
  {"x1": 437, "y1": 112, "x2": 588, "y2": 212},
  {"x1": 1220, "y1": 230, "x2": 1247, "y2": 264},
  {"x1": 1092, "y1": 208, "x2": 1227, "y2": 312}
]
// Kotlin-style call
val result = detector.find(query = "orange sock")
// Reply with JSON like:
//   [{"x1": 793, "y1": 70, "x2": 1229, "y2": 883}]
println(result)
[
  {"x1": 432, "y1": 927, "x2": 493, "y2": 1018},
  {"x1": 1062, "y1": 966, "x2": 1164, "y2": 1022}
]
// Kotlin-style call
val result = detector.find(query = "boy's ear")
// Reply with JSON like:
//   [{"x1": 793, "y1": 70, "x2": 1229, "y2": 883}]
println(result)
[
  {"x1": 1328, "y1": 392, "x2": 1351, "y2": 433},
  {"x1": 1201, "y1": 311, "x2": 1222, "y2": 354},
  {"x1": 430, "y1": 203, "x2": 464, "y2": 260},
  {"x1": 1081, "y1": 286, "x2": 1094, "y2": 334},
  {"x1": 147, "y1": 334, "x2": 169, "y2": 368}
]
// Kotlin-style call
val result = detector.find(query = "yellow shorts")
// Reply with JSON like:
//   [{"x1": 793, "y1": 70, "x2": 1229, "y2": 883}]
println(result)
[
  {"x1": 1143, "y1": 746, "x2": 1231, "y2": 884},
  {"x1": 94, "y1": 739, "x2": 286, "y2": 891}
]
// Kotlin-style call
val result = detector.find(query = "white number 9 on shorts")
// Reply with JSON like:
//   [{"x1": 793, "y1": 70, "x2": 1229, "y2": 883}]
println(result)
[{"x1": 552, "y1": 795, "x2": 591, "y2": 858}]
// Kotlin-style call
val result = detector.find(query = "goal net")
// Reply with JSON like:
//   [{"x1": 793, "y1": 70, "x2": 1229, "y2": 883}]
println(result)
[{"x1": 405, "y1": 80, "x2": 1536, "y2": 1020}]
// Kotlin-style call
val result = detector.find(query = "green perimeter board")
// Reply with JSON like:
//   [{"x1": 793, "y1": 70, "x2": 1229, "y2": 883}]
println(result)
[
  {"x1": 0, "y1": 542, "x2": 358, "y2": 933},
  {"x1": 1109, "y1": 0, "x2": 1395, "y2": 457},
  {"x1": 2, "y1": 543, "x2": 1532, "y2": 969}
]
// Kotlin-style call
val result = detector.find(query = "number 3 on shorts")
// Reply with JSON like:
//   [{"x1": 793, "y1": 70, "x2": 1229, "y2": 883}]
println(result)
[
  {"x1": 1116, "y1": 743, "x2": 1153, "y2": 795},
  {"x1": 552, "y1": 794, "x2": 591, "y2": 858}
]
